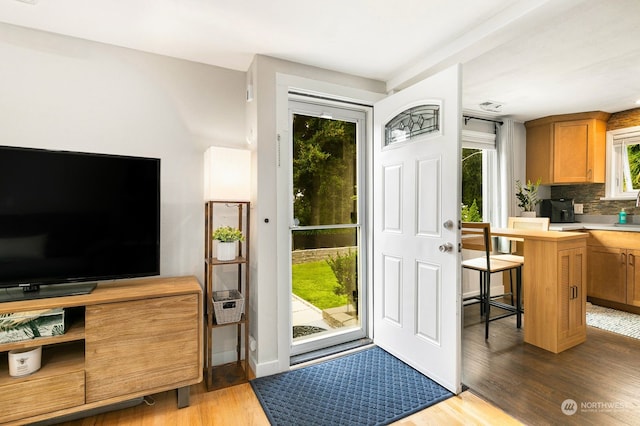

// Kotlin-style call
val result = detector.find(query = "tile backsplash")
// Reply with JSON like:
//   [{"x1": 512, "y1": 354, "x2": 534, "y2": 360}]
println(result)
[{"x1": 550, "y1": 184, "x2": 638, "y2": 216}]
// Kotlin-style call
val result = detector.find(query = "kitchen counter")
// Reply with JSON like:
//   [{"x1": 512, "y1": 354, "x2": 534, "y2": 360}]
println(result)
[
  {"x1": 549, "y1": 223, "x2": 640, "y2": 232},
  {"x1": 492, "y1": 228, "x2": 588, "y2": 240},
  {"x1": 547, "y1": 214, "x2": 640, "y2": 232}
]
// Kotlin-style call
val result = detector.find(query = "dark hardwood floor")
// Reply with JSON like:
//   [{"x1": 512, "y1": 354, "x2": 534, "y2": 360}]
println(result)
[{"x1": 463, "y1": 303, "x2": 640, "y2": 425}]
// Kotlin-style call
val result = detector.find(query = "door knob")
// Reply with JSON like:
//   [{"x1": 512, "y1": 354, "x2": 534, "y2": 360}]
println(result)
[
  {"x1": 438, "y1": 242, "x2": 454, "y2": 253},
  {"x1": 443, "y1": 220, "x2": 454, "y2": 230}
]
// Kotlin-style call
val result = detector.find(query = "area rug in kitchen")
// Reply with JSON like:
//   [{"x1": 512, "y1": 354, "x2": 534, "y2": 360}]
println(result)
[
  {"x1": 250, "y1": 346, "x2": 453, "y2": 426},
  {"x1": 587, "y1": 302, "x2": 640, "y2": 339}
]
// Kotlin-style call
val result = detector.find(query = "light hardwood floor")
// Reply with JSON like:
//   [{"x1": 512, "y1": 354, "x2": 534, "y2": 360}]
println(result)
[
  {"x1": 59, "y1": 302, "x2": 640, "y2": 425},
  {"x1": 58, "y1": 381, "x2": 521, "y2": 426}
]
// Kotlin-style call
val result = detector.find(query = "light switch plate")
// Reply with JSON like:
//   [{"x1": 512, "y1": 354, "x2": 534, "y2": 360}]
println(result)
[{"x1": 574, "y1": 203, "x2": 584, "y2": 214}]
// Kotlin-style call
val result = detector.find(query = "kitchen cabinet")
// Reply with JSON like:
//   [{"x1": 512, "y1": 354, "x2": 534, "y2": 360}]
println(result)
[
  {"x1": 587, "y1": 231, "x2": 640, "y2": 309},
  {"x1": 626, "y1": 250, "x2": 640, "y2": 306},
  {"x1": 525, "y1": 111, "x2": 610, "y2": 185},
  {"x1": 627, "y1": 249, "x2": 640, "y2": 307},
  {"x1": 587, "y1": 246, "x2": 627, "y2": 303},
  {"x1": 558, "y1": 247, "x2": 587, "y2": 346}
]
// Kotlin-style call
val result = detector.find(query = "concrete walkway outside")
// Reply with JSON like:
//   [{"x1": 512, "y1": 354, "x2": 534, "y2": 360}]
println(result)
[{"x1": 292, "y1": 294, "x2": 332, "y2": 330}]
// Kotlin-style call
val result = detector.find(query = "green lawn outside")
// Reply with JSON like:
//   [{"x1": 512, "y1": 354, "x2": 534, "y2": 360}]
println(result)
[{"x1": 292, "y1": 260, "x2": 347, "y2": 310}]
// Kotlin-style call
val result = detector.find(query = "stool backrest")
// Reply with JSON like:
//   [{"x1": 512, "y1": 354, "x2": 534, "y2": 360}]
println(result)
[
  {"x1": 461, "y1": 222, "x2": 492, "y2": 255},
  {"x1": 505, "y1": 217, "x2": 549, "y2": 253},
  {"x1": 507, "y1": 216, "x2": 550, "y2": 230}
]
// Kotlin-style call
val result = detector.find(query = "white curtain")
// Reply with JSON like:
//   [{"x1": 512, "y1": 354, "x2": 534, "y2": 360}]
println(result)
[{"x1": 496, "y1": 118, "x2": 517, "y2": 252}]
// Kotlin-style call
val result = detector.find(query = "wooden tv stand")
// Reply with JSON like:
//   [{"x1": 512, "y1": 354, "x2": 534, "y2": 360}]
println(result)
[{"x1": 0, "y1": 276, "x2": 203, "y2": 425}]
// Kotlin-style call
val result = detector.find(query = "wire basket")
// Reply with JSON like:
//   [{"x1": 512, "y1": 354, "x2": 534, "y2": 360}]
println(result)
[{"x1": 212, "y1": 290, "x2": 244, "y2": 324}]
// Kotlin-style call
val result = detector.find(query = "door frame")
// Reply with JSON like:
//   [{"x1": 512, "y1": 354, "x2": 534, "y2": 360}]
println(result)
[
  {"x1": 273, "y1": 71, "x2": 461, "y2": 392},
  {"x1": 287, "y1": 96, "x2": 370, "y2": 356},
  {"x1": 274, "y1": 74, "x2": 382, "y2": 371}
]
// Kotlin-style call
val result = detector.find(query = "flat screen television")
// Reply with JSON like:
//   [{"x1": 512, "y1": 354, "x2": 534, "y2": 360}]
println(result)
[{"x1": 0, "y1": 146, "x2": 160, "y2": 302}]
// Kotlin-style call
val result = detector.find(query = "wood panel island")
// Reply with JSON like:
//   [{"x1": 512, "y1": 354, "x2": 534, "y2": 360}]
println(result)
[{"x1": 492, "y1": 228, "x2": 588, "y2": 353}]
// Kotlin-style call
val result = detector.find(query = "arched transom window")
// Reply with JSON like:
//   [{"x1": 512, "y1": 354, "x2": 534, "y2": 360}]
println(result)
[{"x1": 384, "y1": 104, "x2": 440, "y2": 146}]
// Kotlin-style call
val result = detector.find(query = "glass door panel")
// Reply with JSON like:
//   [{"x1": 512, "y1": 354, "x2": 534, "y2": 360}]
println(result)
[
  {"x1": 289, "y1": 98, "x2": 367, "y2": 356},
  {"x1": 292, "y1": 228, "x2": 360, "y2": 343}
]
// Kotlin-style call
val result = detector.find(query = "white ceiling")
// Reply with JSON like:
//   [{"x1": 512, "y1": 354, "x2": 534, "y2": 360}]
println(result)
[{"x1": 1, "y1": 0, "x2": 639, "y2": 121}]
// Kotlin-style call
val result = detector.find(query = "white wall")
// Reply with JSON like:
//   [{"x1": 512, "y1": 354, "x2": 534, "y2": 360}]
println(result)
[{"x1": 0, "y1": 22, "x2": 246, "y2": 284}]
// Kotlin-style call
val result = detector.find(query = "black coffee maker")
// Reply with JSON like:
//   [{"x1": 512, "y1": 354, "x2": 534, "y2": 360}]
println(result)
[{"x1": 540, "y1": 199, "x2": 575, "y2": 223}]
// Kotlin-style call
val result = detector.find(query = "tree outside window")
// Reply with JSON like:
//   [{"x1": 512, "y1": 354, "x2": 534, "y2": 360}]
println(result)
[
  {"x1": 462, "y1": 148, "x2": 483, "y2": 222},
  {"x1": 622, "y1": 142, "x2": 640, "y2": 192}
]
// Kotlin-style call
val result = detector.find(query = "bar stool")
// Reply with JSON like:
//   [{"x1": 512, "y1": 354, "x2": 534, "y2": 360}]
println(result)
[{"x1": 461, "y1": 222, "x2": 523, "y2": 340}]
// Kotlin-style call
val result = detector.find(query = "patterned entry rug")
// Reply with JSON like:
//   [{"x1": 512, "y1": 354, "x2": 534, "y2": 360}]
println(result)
[
  {"x1": 586, "y1": 302, "x2": 640, "y2": 339},
  {"x1": 250, "y1": 346, "x2": 453, "y2": 426}
]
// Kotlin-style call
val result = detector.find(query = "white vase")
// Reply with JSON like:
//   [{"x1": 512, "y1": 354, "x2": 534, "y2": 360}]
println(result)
[
  {"x1": 521, "y1": 211, "x2": 537, "y2": 218},
  {"x1": 216, "y1": 241, "x2": 237, "y2": 261}
]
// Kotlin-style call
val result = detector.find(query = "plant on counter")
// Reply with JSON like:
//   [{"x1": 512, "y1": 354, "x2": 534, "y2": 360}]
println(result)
[
  {"x1": 515, "y1": 178, "x2": 542, "y2": 212},
  {"x1": 212, "y1": 226, "x2": 245, "y2": 242}
]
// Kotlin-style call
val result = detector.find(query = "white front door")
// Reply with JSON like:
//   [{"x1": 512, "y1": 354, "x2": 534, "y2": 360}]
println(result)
[{"x1": 373, "y1": 65, "x2": 461, "y2": 393}]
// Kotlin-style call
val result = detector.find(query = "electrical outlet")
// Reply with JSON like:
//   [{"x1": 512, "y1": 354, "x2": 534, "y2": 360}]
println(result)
[{"x1": 574, "y1": 203, "x2": 584, "y2": 214}]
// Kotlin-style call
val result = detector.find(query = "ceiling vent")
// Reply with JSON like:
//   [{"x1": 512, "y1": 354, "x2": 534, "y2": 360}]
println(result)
[{"x1": 478, "y1": 101, "x2": 504, "y2": 113}]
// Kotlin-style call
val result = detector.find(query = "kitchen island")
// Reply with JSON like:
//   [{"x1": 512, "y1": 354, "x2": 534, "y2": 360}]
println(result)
[{"x1": 492, "y1": 228, "x2": 588, "y2": 353}]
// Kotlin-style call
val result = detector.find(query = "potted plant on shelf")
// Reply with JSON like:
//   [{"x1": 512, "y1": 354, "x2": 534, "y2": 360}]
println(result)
[
  {"x1": 515, "y1": 178, "x2": 542, "y2": 217},
  {"x1": 212, "y1": 226, "x2": 245, "y2": 261}
]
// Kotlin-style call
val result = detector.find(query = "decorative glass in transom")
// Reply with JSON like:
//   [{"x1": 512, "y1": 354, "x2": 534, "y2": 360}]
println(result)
[{"x1": 384, "y1": 105, "x2": 440, "y2": 146}]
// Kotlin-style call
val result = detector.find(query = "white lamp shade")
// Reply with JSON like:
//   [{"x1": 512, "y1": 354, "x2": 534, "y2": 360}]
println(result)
[{"x1": 204, "y1": 146, "x2": 251, "y2": 201}]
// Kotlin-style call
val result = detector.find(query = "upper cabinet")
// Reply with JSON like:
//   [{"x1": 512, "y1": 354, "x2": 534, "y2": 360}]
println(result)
[{"x1": 525, "y1": 111, "x2": 611, "y2": 185}]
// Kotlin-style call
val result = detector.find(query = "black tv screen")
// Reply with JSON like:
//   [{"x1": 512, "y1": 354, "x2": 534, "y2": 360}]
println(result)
[{"x1": 0, "y1": 146, "x2": 160, "y2": 298}]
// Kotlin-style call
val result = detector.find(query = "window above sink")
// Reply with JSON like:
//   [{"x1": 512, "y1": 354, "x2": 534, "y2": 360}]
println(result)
[{"x1": 604, "y1": 125, "x2": 640, "y2": 200}]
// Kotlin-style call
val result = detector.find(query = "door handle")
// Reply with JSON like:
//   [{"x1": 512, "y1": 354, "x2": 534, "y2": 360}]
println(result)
[
  {"x1": 570, "y1": 285, "x2": 579, "y2": 300},
  {"x1": 438, "y1": 242, "x2": 454, "y2": 253},
  {"x1": 443, "y1": 220, "x2": 454, "y2": 230}
]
